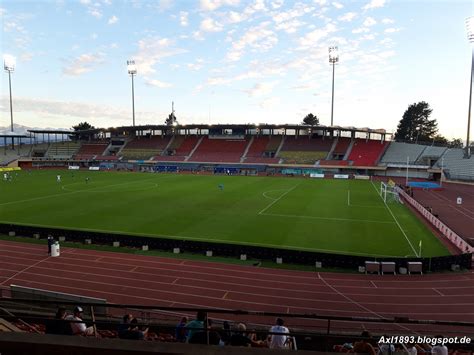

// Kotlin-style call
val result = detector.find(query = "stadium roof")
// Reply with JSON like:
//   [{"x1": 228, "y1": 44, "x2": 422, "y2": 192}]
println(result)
[
  {"x1": 0, "y1": 134, "x2": 30, "y2": 138},
  {"x1": 27, "y1": 129, "x2": 75, "y2": 135},
  {"x1": 66, "y1": 124, "x2": 390, "y2": 135}
]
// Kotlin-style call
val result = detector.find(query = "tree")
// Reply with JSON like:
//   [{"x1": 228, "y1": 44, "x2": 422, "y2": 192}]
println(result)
[
  {"x1": 448, "y1": 138, "x2": 463, "y2": 148},
  {"x1": 302, "y1": 113, "x2": 319, "y2": 126},
  {"x1": 71, "y1": 122, "x2": 95, "y2": 140},
  {"x1": 394, "y1": 102, "x2": 439, "y2": 143},
  {"x1": 72, "y1": 122, "x2": 94, "y2": 131}
]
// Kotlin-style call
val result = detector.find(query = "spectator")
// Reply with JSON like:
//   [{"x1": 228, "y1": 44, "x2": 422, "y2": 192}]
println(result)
[
  {"x1": 219, "y1": 321, "x2": 232, "y2": 345},
  {"x1": 378, "y1": 335, "x2": 395, "y2": 354},
  {"x1": 230, "y1": 323, "x2": 266, "y2": 348},
  {"x1": 405, "y1": 343, "x2": 417, "y2": 355},
  {"x1": 118, "y1": 313, "x2": 133, "y2": 339},
  {"x1": 124, "y1": 318, "x2": 148, "y2": 340},
  {"x1": 268, "y1": 317, "x2": 291, "y2": 350},
  {"x1": 185, "y1": 310, "x2": 206, "y2": 342},
  {"x1": 431, "y1": 336, "x2": 448, "y2": 355},
  {"x1": 45, "y1": 306, "x2": 71, "y2": 335},
  {"x1": 175, "y1": 316, "x2": 188, "y2": 343},
  {"x1": 188, "y1": 318, "x2": 221, "y2": 345},
  {"x1": 65, "y1": 306, "x2": 94, "y2": 336},
  {"x1": 351, "y1": 331, "x2": 376, "y2": 355}
]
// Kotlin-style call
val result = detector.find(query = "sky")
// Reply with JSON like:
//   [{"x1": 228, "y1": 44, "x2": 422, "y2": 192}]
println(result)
[{"x1": 0, "y1": 0, "x2": 473, "y2": 139}]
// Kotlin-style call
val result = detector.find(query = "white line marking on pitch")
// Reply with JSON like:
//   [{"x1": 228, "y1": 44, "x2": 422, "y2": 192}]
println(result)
[
  {"x1": 0, "y1": 177, "x2": 161, "y2": 207},
  {"x1": 370, "y1": 181, "x2": 419, "y2": 257},
  {"x1": 371, "y1": 281, "x2": 378, "y2": 288},
  {"x1": 260, "y1": 212, "x2": 396, "y2": 225},
  {"x1": 258, "y1": 185, "x2": 299, "y2": 215},
  {"x1": 433, "y1": 288, "x2": 445, "y2": 296}
]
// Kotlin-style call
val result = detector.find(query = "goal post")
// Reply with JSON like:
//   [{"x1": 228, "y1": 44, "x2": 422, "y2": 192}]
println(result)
[{"x1": 379, "y1": 181, "x2": 401, "y2": 204}]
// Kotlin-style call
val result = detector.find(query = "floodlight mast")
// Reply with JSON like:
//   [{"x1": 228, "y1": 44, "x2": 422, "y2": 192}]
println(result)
[
  {"x1": 329, "y1": 46, "x2": 339, "y2": 127},
  {"x1": 3, "y1": 55, "x2": 15, "y2": 134},
  {"x1": 466, "y1": 17, "x2": 474, "y2": 158},
  {"x1": 127, "y1": 60, "x2": 137, "y2": 127}
]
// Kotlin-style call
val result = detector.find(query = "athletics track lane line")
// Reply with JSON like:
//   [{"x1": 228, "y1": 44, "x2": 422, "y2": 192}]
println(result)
[
  {"x1": 2, "y1": 240, "x2": 474, "y2": 284},
  {"x1": 1, "y1": 242, "x2": 472, "y2": 322}
]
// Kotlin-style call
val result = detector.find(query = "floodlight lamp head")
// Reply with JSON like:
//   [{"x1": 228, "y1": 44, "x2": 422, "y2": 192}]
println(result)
[
  {"x1": 329, "y1": 46, "x2": 339, "y2": 63},
  {"x1": 3, "y1": 54, "x2": 16, "y2": 72},
  {"x1": 467, "y1": 17, "x2": 474, "y2": 43},
  {"x1": 127, "y1": 60, "x2": 137, "y2": 75}
]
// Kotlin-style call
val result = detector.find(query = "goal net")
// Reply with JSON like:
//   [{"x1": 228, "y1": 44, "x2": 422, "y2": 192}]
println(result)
[{"x1": 379, "y1": 181, "x2": 401, "y2": 204}]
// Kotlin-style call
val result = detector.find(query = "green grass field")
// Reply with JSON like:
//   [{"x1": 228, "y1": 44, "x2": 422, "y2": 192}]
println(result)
[{"x1": 0, "y1": 170, "x2": 449, "y2": 257}]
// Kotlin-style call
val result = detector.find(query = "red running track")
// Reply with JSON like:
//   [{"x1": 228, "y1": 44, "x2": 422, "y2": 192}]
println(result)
[{"x1": 1, "y1": 240, "x2": 473, "y2": 335}]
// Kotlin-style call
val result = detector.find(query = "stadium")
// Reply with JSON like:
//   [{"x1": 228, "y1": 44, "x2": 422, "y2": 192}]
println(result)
[{"x1": 1, "y1": 1, "x2": 474, "y2": 354}]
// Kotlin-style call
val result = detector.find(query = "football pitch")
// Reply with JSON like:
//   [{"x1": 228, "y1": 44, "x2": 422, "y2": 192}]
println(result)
[{"x1": 0, "y1": 170, "x2": 449, "y2": 258}]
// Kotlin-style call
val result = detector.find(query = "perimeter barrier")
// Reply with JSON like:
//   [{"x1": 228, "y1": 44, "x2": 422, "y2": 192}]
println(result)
[{"x1": 0, "y1": 223, "x2": 471, "y2": 272}]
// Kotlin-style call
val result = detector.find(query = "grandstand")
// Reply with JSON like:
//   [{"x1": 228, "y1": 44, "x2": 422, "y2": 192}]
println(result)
[
  {"x1": 347, "y1": 139, "x2": 388, "y2": 166},
  {"x1": 435, "y1": 148, "x2": 474, "y2": 181},
  {"x1": 188, "y1": 137, "x2": 248, "y2": 163},
  {"x1": 279, "y1": 136, "x2": 333, "y2": 164},
  {"x1": 121, "y1": 136, "x2": 171, "y2": 160},
  {"x1": 45, "y1": 141, "x2": 80, "y2": 160},
  {"x1": 379, "y1": 142, "x2": 427, "y2": 165}
]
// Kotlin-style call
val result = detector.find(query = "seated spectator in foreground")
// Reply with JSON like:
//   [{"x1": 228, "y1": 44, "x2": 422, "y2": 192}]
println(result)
[
  {"x1": 45, "y1": 306, "x2": 72, "y2": 335},
  {"x1": 188, "y1": 319, "x2": 221, "y2": 345},
  {"x1": 378, "y1": 335, "x2": 395, "y2": 354},
  {"x1": 351, "y1": 331, "x2": 376, "y2": 355},
  {"x1": 175, "y1": 316, "x2": 188, "y2": 343},
  {"x1": 118, "y1": 313, "x2": 133, "y2": 339},
  {"x1": 230, "y1": 323, "x2": 266, "y2": 348},
  {"x1": 123, "y1": 318, "x2": 148, "y2": 340},
  {"x1": 185, "y1": 310, "x2": 206, "y2": 342},
  {"x1": 218, "y1": 321, "x2": 232, "y2": 345},
  {"x1": 431, "y1": 336, "x2": 448, "y2": 355},
  {"x1": 65, "y1": 306, "x2": 94, "y2": 336},
  {"x1": 268, "y1": 317, "x2": 292, "y2": 349}
]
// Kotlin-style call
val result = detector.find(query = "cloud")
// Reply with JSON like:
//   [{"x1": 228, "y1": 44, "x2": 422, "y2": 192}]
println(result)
[
  {"x1": 144, "y1": 78, "x2": 172, "y2": 88},
  {"x1": 381, "y1": 18, "x2": 394, "y2": 24},
  {"x1": 108, "y1": 15, "x2": 118, "y2": 24},
  {"x1": 275, "y1": 19, "x2": 305, "y2": 34},
  {"x1": 362, "y1": 0, "x2": 385, "y2": 10},
  {"x1": 91, "y1": 33, "x2": 98, "y2": 40},
  {"x1": 363, "y1": 17, "x2": 376, "y2": 27},
  {"x1": 385, "y1": 27, "x2": 400, "y2": 33},
  {"x1": 133, "y1": 37, "x2": 187, "y2": 75},
  {"x1": 179, "y1": 11, "x2": 189, "y2": 26},
  {"x1": 271, "y1": 2, "x2": 314, "y2": 23},
  {"x1": 200, "y1": 18, "x2": 223, "y2": 32},
  {"x1": 352, "y1": 27, "x2": 370, "y2": 34},
  {"x1": 245, "y1": 82, "x2": 278, "y2": 97},
  {"x1": 200, "y1": 0, "x2": 240, "y2": 11},
  {"x1": 338, "y1": 12, "x2": 357, "y2": 22},
  {"x1": 227, "y1": 22, "x2": 278, "y2": 61},
  {"x1": 79, "y1": 0, "x2": 90, "y2": 4},
  {"x1": 62, "y1": 53, "x2": 105, "y2": 76},
  {"x1": 298, "y1": 23, "x2": 337, "y2": 48},
  {"x1": 332, "y1": 2, "x2": 343, "y2": 9},
  {"x1": 88, "y1": 8, "x2": 102, "y2": 18},
  {"x1": 0, "y1": 96, "x2": 159, "y2": 127}
]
